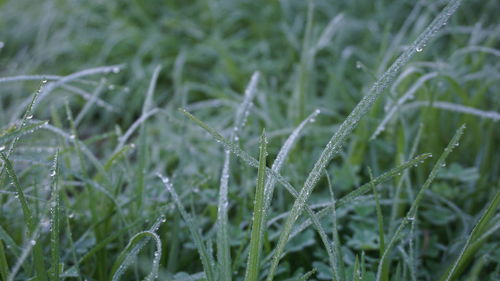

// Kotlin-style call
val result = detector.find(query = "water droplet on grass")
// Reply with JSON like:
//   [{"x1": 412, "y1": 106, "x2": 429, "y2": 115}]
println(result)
[
  {"x1": 0, "y1": 145, "x2": 5, "y2": 152},
  {"x1": 26, "y1": 114, "x2": 33, "y2": 120},
  {"x1": 416, "y1": 46, "x2": 423, "y2": 52}
]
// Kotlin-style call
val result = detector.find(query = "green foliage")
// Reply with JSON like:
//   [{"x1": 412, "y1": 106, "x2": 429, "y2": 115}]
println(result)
[{"x1": 0, "y1": 0, "x2": 498, "y2": 280}]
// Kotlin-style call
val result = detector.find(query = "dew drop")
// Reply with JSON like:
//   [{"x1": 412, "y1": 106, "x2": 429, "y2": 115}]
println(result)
[
  {"x1": 0, "y1": 145, "x2": 5, "y2": 152},
  {"x1": 30, "y1": 240, "x2": 36, "y2": 246},
  {"x1": 68, "y1": 213, "x2": 75, "y2": 219},
  {"x1": 441, "y1": 163, "x2": 446, "y2": 167},
  {"x1": 416, "y1": 46, "x2": 423, "y2": 52},
  {"x1": 50, "y1": 170, "x2": 56, "y2": 177},
  {"x1": 112, "y1": 67, "x2": 121, "y2": 74},
  {"x1": 355, "y1": 61, "x2": 362, "y2": 69},
  {"x1": 42, "y1": 79, "x2": 48, "y2": 84},
  {"x1": 69, "y1": 134, "x2": 76, "y2": 140},
  {"x1": 26, "y1": 114, "x2": 33, "y2": 120}
]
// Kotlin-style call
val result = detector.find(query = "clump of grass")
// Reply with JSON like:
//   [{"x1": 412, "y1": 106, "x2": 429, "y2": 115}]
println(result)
[{"x1": 0, "y1": 0, "x2": 498, "y2": 280}]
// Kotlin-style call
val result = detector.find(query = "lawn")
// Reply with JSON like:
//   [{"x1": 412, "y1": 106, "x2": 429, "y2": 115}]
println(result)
[{"x1": 0, "y1": 0, "x2": 499, "y2": 280}]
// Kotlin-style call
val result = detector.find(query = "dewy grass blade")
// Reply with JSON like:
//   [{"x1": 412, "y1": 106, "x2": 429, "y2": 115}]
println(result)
[
  {"x1": 369, "y1": 168, "x2": 387, "y2": 281},
  {"x1": 267, "y1": 1, "x2": 462, "y2": 278},
  {"x1": 0, "y1": 121, "x2": 48, "y2": 146},
  {"x1": 135, "y1": 65, "x2": 162, "y2": 213},
  {"x1": 32, "y1": 64, "x2": 124, "y2": 111},
  {"x1": 289, "y1": 153, "x2": 432, "y2": 241},
  {"x1": 439, "y1": 188, "x2": 500, "y2": 281},
  {"x1": 158, "y1": 174, "x2": 216, "y2": 281},
  {"x1": 110, "y1": 231, "x2": 162, "y2": 281},
  {"x1": 50, "y1": 151, "x2": 60, "y2": 281},
  {"x1": 0, "y1": 153, "x2": 48, "y2": 281},
  {"x1": 218, "y1": 71, "x2": 259, "y2": 281},
  {"x1": 325, "y1": 170, "x2": 345, "y2": 281},
  {"x1": 375, "y1": 124, "x2": 465, "y2": 281},
  {"x1": 244, "y1": 130, "x2": 267, "y2": 281}
]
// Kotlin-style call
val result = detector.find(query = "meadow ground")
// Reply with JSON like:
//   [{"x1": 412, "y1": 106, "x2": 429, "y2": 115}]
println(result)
[{"x1": 0, "y1": 0, "x2": 499, "y2": 280}]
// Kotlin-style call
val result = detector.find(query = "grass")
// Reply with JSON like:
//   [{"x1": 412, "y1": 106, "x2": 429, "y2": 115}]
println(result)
[{"x1": 0, "y1": 0, "x2": 499, "y2": 280}]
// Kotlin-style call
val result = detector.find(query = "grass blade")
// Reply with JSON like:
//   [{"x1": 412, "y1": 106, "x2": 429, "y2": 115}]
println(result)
[
  {"x1": 135, "y1": 65, "x2": 162, "y2": 213},
  {"x1": 0, "y1": 121, "x2": 48, "y2": 146},
  {"x1": 325, "y1": 170, "x2": 345, "y2": 281},
  {"x1": 50, "y1": 151, "x2": 60, "y2": 281},
  {"x1": 218, "y1": 71, "x2": 260, "y2": 281},
  {"x1": 0, "y1": 152, "x2": 48, "y2": 281},
  {"x1": 158, "y1": 174, "x2": 216, "y2": 281},
  {"x1": 244, "y1": 130, "x2": 267, "y2": 281},
  {"x1": 110, "y1": 231, "x2": 162, "y2": 281},
  {"x1": 369, "y1": 168, "x2": 387, "y2": 281},
  {"x1": 439, "y1": 188, "x2": 500, "y2": 281},
  {"x1": 375, "y1": 124, "x2": 465, "y2": 281}
]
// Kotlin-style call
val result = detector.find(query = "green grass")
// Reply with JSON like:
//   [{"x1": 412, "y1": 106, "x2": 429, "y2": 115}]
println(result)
[{"x1": 0, "y1": 0, "x2": 499, "y2": 280}]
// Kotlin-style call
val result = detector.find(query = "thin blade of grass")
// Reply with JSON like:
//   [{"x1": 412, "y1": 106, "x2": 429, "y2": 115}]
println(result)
[
  {"x1": 0, "y1": 121, "x2": 48, "y2": 146},
  {"x1": 389, "y1": 124, "x2": 424, "y2": 234},
  {"x1": 0, "y1": 153, "x2": 48, "y2": 281},
  {"x1": 375, "y1": 124, "x2": 466, "y2": 281},
  {"x1": 244, "y1": 130, "x2": 267, "y2": 281},
  {"x1": 369, "y1": 168, "x2": 387, "y2": 281},
  {"x1": 289, "y1": 153, "x2": 431, "y2": 241},
  {"x1": 218, "y1": 71, "x2": 260, "y2": 281},
  {"x1": 267, "y1": 0, "x2": 463, "y2": 277},
  {"x1": 158, "y1": 174, "x2": 216, "y2": 281},
  {"x1": 49, "y1": 151, "x2": 60, "y2": 281},
  {"x1": 135, "y1": 65, "x2": 162, "y2": 213},
  {"x1": 325, "y1": 170, "x2": 345, "y2": 281},
  {"x1": 439, "y1": 188, "x2": 500, "y2": 281}
]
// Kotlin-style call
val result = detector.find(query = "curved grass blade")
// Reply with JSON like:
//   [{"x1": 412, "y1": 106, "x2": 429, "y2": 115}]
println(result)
[
  {"x1": 158, "y1": 174, "x2": 216, "y2": 281},
  {"x1": 244, "y1": 130, "x2": 267, "y2": 281},
  {"x1": 110, "y1": 231, "x2": 162, "y2": 281},
  {"x1": 375, "y1": 124, "x2": 465, "y2": 281}
]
